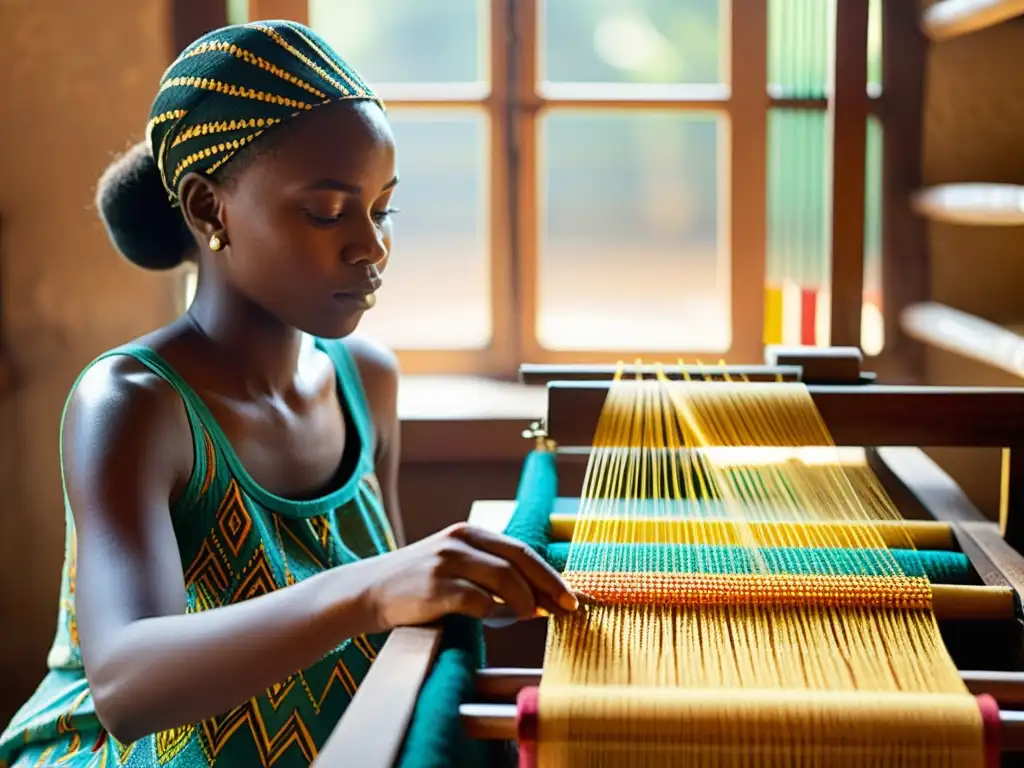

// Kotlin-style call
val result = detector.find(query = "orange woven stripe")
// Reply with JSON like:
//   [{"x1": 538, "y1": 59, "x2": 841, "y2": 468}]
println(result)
[{"x1": 567, "y1": 571, "x2": 934, "y2": 611}]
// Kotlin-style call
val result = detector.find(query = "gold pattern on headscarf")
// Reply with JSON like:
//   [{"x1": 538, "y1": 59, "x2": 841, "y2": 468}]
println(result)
[
  {"x1": 172, "y1": 131, "x2": 266, "y2": 188},
  {"x1": 283, "y1": 23, "x2": 370, "y2": 98},
  {"x1": 249, "y1": 23, "x2": 360, "y2": 98},
  {"x1": 171, "y1": 118, "x2": 282, "y2": 150},
  {"x1": 159, "y1": 76, "x2": 314, "y2": 112},
  {"x1": 180, "y1": 40, "x2": 329, "y2": 100}
]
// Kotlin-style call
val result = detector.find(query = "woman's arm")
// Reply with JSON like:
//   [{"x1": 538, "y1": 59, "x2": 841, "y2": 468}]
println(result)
[{"x1": 68, "y1": 357, "x2": 572, "y2": 744}]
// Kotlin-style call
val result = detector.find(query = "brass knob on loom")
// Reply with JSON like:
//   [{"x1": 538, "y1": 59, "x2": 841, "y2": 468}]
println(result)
[{"x1": 521, "y1": 421, "x2": 556, "y2": 451}]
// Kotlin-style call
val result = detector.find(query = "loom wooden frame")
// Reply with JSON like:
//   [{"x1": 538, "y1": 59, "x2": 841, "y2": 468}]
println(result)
[{"x1": 321, "y1": 374, "x2": 1024, "y2": 766}]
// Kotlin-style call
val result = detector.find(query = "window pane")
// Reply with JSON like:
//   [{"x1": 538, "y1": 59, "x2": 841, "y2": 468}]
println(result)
[
  {"x1": 764, "y1": 110, "x2": 885, "y2": 355},
  {"x1": 309, "y1": 0, "x2": 485, "y2": 84},
  {"x1": 862, "y1": 116, "x2": 883, "y2": 355},
  {"x1": 356, "y1": 110, "x2": 491, "y2": 350},
  {"x1": 765, "y1": 109, "x2": 829, "y2": 347},
  {"x1": 541, "y1": 0, "x2": 723, "y2": 85},
  {"x1": 768, "y1": 0, "x2": 831, "y2": 98},
  {"x1": 537, "y1": 112, "x2": 727, "y2": 352},
  {"x1": 227, "y1": 0, "x2": 248, "y2": 25},
  {"x1": 769, "y1": 0, "x2": 881, "y2": 97},
  {"x1": 868, "y1": 0, "x2": 883, "y2": 93}
]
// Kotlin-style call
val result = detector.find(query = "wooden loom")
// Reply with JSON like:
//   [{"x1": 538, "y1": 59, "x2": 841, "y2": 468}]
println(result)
[{"x1": 318, "y1": 348, "x2": 1024, "y2": 766}]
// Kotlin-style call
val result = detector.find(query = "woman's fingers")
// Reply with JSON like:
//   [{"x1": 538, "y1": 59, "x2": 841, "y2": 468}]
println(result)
[
  {"x1": 436, "y1": 543, "x2": 537, "y2": 619},
  {"x1": 452, "y1": 525, "x2": 578, "y2": 613},
  {"x1": 442, "y1": 578, "x2": 504, "y2": 620}
]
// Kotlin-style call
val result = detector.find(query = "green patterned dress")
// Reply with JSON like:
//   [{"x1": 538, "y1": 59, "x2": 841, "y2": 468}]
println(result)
[{"x1": 0, "y1": 338, "x2": 397, "y2": 767}]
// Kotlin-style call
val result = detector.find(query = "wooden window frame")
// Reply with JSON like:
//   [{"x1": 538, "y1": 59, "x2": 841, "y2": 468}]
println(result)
[
  {"x1": 172, "y1": 0, "x2": 929, "y2": 383},
  {"x1": 513, "y1": 0, "x2": 766, "y2": 370}
]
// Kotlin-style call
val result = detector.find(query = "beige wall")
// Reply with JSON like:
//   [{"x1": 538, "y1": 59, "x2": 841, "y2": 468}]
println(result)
[{"x1": 0, "y1": 0, "x2": 179, "y2": 720}]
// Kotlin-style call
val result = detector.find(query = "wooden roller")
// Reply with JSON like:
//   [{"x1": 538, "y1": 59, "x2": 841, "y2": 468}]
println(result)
[
  {"x1": 458, "y1": 701, "x2": 1024, "y2": 752},
  {"x1": 474, "y1": 669, "x2": 1024, "y2": 708},
  {"x1": 549, "y1": 514, "x2": 957, "y2": 550}
]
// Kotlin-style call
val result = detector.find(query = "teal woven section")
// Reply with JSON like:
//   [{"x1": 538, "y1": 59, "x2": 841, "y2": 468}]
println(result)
[
  {"x1": 545, "y1": 543, "x2": 971, "y2": 584},
  {"x1": 501, "y1": 450, "x2": 558, "y2": 557}
]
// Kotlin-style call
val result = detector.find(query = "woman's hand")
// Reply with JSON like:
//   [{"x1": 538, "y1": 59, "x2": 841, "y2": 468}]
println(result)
[{"x1": 366, "y1": 523, "x2": 578, "y2": 631}]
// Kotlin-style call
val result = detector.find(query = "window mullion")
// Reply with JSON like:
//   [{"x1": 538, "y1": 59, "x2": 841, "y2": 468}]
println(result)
[
  {"x1": 730, "y1": 0, "x2": 769, "y2": 362},
  {"x1": 827, "y1": 0, "x2": 870, "y2": 349},
  {"x1": 484, "y1": 0, "x2": 520, "y2": 377},
  {"x1": 510, "y1": 0, "x2": 540, "y2": 370}
]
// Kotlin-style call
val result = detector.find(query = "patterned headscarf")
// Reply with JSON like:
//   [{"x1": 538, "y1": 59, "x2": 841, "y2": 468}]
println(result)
[{"x1": 147, "y1": 20, "x2": 383, "y2": 200}]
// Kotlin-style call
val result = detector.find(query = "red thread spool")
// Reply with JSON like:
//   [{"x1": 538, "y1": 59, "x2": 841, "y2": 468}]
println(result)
[
  {"x1": 976, "y1": 694, "x2": 1001, "y2": 768},
  {"x1": 516, "y1": 686, "x2": 540, "y2": 768}
]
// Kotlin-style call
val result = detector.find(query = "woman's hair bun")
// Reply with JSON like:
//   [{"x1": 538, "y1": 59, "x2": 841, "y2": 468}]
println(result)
[{"x1": 95, "y1": 141, "x2": 195, "y2": 270}]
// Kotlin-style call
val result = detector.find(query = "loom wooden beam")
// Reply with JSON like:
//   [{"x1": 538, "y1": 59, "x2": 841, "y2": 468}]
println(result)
[
  {"x1": 999, "y1": 449, "x2": 1024, "y2": 554},
  {"x1": 311, "y1": 626, "x2": 442, "y2": 768},
  {"x1": 519, "y1": 346, "x2": 865, "y2": 386},
  {"x1": 519, "y1": 364, "x2": 804, "y2": 385},
  {"x1": 869, "y1": 447, "x2": 990, "y2": 525},
  {"x1": 458, "y1": 702, "x2": 1024, "y2": 751},
  {"x1": 545, "y1": 381, "x2": 1024, "y2": 448},
  {"x1": 955, "y1": 523, "x2": 1024, "y2": 598},
  {"x1": 962, "y1": 671, "x2": 1024, "y2": 707},
  {"x1": 475, "y1": 668, "x2": 1024, "y2": 708},
  {"x1": 867, "y1": 446, "x2": 1024, "y2": 591},
  {"x1": 867, "y1": 446, "x2": 1024, "y2": 589}
]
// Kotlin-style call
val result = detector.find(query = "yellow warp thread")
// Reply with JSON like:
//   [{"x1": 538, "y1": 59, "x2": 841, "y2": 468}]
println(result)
[{"x1": 536, "y1": 367, "x2": 985, "y2": 767}]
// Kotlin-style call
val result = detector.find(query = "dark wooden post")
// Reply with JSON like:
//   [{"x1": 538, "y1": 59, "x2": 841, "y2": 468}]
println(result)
[
  {"x1": 170, "y1": 0, "x2": 228, "y2": 57},
  {"x1": 879, "y1": 0, "x2": 929, "y2": 383}
]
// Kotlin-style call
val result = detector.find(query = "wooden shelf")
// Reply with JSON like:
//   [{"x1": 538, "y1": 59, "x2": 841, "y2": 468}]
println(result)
[
  {"x1": 901, "y1": 302, "x2": 1024, "y2": 378},
  {"x1": 912, "y1": 183, "x2": 1024, "y2": 226},
  {"x1": 922, "y1": 0, "x2": 1024, "y2": 41}
]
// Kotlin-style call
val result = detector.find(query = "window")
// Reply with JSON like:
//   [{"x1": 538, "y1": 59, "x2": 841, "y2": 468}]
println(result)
[
  {"x1": 187, "y1": 0, "x2": 884, "y2": 375},
  {"x1": 766, "y1": 0, "x2": 883, "y2": 356}
]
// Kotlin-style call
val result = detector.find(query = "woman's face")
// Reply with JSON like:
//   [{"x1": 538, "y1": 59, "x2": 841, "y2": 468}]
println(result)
[{"x1": 203, "y1": 99, "x2": 399, "y2": 339}]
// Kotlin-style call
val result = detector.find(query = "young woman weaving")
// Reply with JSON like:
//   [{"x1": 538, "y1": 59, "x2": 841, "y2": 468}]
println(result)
[{"x1": 0, "y1": 20, "x2": 576, "y2": 767}]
